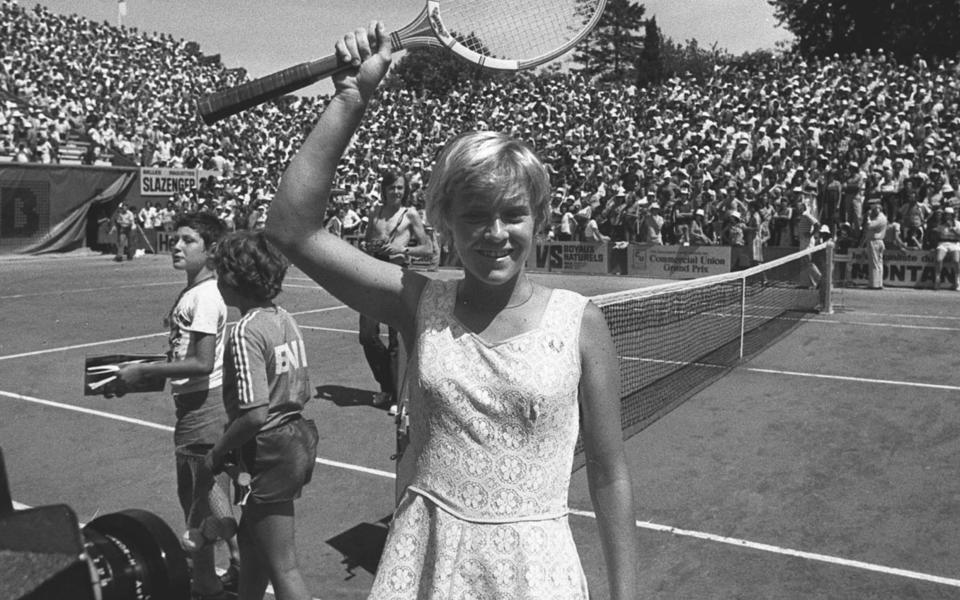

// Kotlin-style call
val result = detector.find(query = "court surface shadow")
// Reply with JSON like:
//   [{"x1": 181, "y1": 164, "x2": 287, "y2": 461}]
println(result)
[
  {"x1": 315, "y1": 385, "x2": 385, "y2": 409},
  {"x1": 325, "y1": 515, "x2": 392, "y2": 578}
]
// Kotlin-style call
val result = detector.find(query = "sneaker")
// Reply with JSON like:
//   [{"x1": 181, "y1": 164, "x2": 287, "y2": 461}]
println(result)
[
  {"x1": 219, "y1": 559, "x2": 240, "y2": 594},
  {"x1": 181, "y1": 528, "x2": 205, "y2": 552}
]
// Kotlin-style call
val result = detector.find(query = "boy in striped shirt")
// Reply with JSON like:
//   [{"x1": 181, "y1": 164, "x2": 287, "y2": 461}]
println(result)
[{"x1": 203, "y1": 231, "x2": 318, "y2": 600}]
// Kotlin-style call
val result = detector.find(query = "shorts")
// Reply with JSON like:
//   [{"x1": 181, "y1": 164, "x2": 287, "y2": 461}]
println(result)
[
  {"x1": 240, "y1": 415, "x2": 319, "y2": 505},
  {"x1": 173, "y1": 387, "x2": 227, "y2": 449}
]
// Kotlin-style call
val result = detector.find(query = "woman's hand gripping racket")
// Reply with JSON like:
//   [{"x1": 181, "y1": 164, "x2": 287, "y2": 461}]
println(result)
[{"x1": 197, "y1": 0, "x2": 607, "y2": 124}]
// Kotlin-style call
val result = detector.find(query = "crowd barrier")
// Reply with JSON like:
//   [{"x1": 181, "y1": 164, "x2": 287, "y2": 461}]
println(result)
[
  {"x1": 525, "y1": 241, "x2": 735, "y2": 278},
  {"x1": 834, "y1": 248, "x2": 958, "y2": 289}
]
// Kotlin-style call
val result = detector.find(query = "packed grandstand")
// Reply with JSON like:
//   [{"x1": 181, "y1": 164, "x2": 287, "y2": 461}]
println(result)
[{"x1": 2, "y1": 0, "x2": 959, "y2": 259}]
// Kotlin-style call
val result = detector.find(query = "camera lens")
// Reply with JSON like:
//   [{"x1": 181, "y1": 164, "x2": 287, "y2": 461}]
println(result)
[{"x1": 82, "y1": 509, "x2": 190, "y2": 600}]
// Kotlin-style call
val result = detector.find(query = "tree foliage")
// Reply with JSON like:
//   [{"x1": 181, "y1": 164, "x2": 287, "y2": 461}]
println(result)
[
  {"x1": 769, "y1": 0, "x2": 960, "y2": 60},
  {"x1": 574, "y1": 0, "x2": 646, "y2": 82},
  {"x1": 634, "y1": 16, "x2": 663, "y2": 87}
]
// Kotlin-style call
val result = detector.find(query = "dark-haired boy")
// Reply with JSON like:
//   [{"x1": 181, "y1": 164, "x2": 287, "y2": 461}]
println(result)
[
  {"x1": 203, "y1": 231, "x2": 317, "y2": 600},
  {"x1": 116, "y1": 212, "x2": 239, "y2": 599}
]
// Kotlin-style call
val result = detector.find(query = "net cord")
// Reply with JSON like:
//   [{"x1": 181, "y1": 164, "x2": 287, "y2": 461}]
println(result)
[{"x1": 592, "y1": 242, "x2": 835, "y2": 308}]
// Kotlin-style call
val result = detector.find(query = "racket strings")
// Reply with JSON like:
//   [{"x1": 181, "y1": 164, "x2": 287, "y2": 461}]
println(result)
[{"x1": 440, "y1": 0, "x2": 603, "y2": 61}]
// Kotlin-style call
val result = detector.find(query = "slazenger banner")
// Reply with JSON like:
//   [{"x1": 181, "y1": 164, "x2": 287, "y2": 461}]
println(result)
[
  {"x1": 836, "y1": 248, "x2": 957, "y2": 289},
  {"x1": 139, "y1": 168, "x2": 198, "y2": 196},
  {"x1": 627, "y1": 244, "x2": 731, "y2": 279}
]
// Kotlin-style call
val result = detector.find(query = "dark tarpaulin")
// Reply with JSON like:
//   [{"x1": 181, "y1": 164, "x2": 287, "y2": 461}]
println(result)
[{"x1": 17, "y1": 172, "x2": 136, "y2": 255}]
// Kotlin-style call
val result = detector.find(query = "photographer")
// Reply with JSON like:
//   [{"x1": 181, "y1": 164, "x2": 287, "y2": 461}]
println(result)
[{"x1": 359, "y1": 167, "x2": 433, "y2": 407}]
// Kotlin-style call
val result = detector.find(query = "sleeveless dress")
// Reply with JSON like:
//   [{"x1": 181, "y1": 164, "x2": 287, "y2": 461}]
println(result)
[{"x1": 369, "y1": 279, "x2": 591, "y2": 600}]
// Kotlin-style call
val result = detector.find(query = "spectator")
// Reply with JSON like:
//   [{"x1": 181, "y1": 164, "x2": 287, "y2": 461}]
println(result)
[
  {"x1": 932, "y1": 207, "x2": 960, "y2": 290},
  {"x1": 112, "y1": 201, "x2": 135, "y2": 262},
  {"x1": 358, "y1": 167, "x2": 433, "y2": 408},
  {"x1": 639, "y1": 202, "x2": 664, "y2": 244},
  {"x1": 861, "y1": 197, "x2": 888, "y2": 290},
  {"x1": 689, "y1": 208, "x2": 715, "y2": 245},
  {"x1": 724, "y1": 211, "x2": 750, "y2": 270},
  {"x1": 557, "y1": 199, "x2": 577, "y2": 241}
]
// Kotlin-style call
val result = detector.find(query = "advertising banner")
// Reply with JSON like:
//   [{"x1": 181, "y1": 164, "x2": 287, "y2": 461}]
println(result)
[
  {"x1": 626, "y1": 244, "x2": 732, "y2": 279},
  {"x1": 527, "y1": 241, "x2": 610, "y2": 274},
  {"x1": 139, "y1": 168, "x2": 198, "y2": 197},
  {"x1": 835, "y1": 249, "x2": 958, "y2": 289}
]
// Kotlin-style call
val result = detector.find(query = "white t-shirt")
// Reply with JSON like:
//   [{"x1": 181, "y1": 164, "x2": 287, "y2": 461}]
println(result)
[{"x1": 166, "y1": 279, "x2": 226, "y2": 394}]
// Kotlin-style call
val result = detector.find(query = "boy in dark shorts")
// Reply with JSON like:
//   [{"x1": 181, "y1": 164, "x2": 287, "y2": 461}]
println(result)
[{"x1": 202, "y1": 231, "x2": 318, "y2": 600}]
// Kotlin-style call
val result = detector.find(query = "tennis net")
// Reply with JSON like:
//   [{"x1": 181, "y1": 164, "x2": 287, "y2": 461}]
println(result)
[{"x1": 589, "y1": 242, "x2": 834, "y2": 447}]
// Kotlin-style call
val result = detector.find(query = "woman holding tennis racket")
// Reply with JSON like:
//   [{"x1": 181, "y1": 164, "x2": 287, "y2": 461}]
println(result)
[{"x1": 265, "y1": 23, "x2": 639, "y2": 599}]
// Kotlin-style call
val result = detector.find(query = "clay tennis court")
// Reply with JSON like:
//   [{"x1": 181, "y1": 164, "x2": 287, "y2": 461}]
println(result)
[{"x1": 2, "y1": 251, "x2": 959, "y2": 599}]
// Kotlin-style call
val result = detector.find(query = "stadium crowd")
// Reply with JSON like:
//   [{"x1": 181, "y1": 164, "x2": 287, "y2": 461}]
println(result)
[{"x1": 3, "y1": 0, "x2": 960, "y2": 259}]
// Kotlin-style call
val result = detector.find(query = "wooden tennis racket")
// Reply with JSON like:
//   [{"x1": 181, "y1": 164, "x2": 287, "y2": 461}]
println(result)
[{"x1": 197, "y1": 0, "x2": 607, "y2": 124}]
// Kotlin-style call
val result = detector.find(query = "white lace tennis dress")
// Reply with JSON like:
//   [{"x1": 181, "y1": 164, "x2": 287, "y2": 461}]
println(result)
[{"x1": 368, "y1": 279, "x2": 591, "y2": 600}]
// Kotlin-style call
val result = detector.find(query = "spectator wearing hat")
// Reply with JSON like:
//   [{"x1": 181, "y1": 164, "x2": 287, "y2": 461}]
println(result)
[
  {"x1": 796, "y1": 201, "x2": 820, "y2": 250},
  {"x1": 897, "y1": 188, "x2": 929, "y2": 249},
  {"x1": 723, "y1": 210, "x2": 751, "y2": 270},
  {"x1": 932, "y1": 206, "x2": 960, "y2": 290},
  {"x1": 689, "y1": 208, "x2": 714, "y2": 245},
  {"x1": 771, "y1": 194, "x2": 793, "y2": 246},
  {"x1": 639, "y1": 202, "x2": 664, "y2": 244},
  {"x1": 818, "y1": 224, "x2": 833, "y2": 243},
  {"x1": 582, "y1": 211, "x2": 610, "y2": 243},
  {"x1": 842, "y1": 161, "x2": 865, "y2": 236},
  {"x1": 860, "y1": 197, "x2": 888, "y2": 290},
  {"x1": 744, "y1": 200, "x2": 766, "y2": 267},
  {"x1": 819, "y1": 166, "x2": 843, "y2": 234}
]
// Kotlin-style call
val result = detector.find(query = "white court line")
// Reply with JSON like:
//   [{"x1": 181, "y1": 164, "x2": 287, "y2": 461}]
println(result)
[
  {"x1": 3, "y1": 389, "x2": 958, "y2": 589},
  {"x1": 811, "y1": 318, "x2": 960, "y2": 332},
  {"x1": 839, "y1": 311, "x2": 960, "y2": 322},
  {"x1": 0, "y1": 306, "x2": 350, "y2": 362},
  {"x1": 621, "y1": 356, "x2": 960, "y2": 392},
  {"x1": 0, "y1": 332, "x2": 170, "y2": 362},
  {"x1": 744, "y1": 367, "x2": 960, "y2": 392},
  {"x1": 283, "y1": 283, "x2": 324, "y2": 290},
  {"x1": 568, "y1": 508, "x2": 960, "y2": 588},
  {"x1": 0, "y1": 391, "x2": 389, "y2": 479},
  {"x1": 0, "y1": 281, "x2": 178, "y2": 301},
  {"x1": 299, "y1": 325, "x2": 360, "y2": 335}
]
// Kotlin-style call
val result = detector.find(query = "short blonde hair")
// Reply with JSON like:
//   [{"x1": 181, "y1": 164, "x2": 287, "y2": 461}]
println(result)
[{"x1": 425, "y1": 131, "x2": 551, "y2": 238}]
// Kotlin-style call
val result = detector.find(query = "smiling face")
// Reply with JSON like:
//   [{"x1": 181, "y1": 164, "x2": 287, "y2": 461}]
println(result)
[
  {"x1": 450, "y1": 191, "x2": 535, "y2": 286},
  {"x1": 171, "y1": 226, "x2": 211, "y2": 274},
  {"x1": 382, "y1": 175, "x2": 407, "y2": 207}
]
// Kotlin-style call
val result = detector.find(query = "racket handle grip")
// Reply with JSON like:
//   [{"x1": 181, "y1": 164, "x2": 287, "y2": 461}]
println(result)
[{"x1": 197, "y1": 53, "x2": 345, "y2": 125}]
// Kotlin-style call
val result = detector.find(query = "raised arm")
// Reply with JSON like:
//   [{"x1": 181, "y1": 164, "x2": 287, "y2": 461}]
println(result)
[
  {"x1": 264, "y1": 22, "x2": 426, "y2": 342},
  {"x1": 579, "y1": 302, "x2": 640, "y2": 599}
]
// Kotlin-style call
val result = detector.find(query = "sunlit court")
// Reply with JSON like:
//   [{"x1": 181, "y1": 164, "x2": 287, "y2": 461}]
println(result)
[{"x1": 2, "y1": 252, "x2": 959, "y2": 599}]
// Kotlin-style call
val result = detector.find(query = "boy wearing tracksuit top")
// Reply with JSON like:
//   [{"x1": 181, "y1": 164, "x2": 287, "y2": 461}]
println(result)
[{"x1": 203, "y1": 231, "x2": 318, "y2": 600}]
